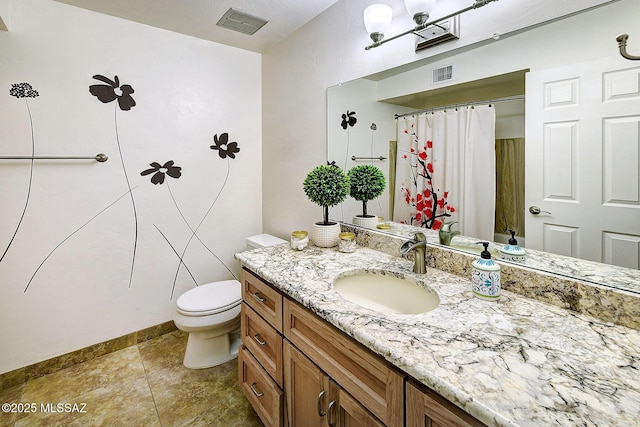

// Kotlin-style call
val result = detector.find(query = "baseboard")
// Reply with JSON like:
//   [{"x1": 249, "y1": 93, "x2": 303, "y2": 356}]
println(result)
[{"x1": 0, "y1": 320, "x2": 177, "y2": 390}]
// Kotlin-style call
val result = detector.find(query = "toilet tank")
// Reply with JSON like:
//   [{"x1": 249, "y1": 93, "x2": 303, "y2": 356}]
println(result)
[{"x1": 246, "y1": 234, "x2": 286, "y2": 250}]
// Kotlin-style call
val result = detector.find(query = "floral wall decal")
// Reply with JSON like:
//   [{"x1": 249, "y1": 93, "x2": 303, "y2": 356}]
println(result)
[
  {"x1": 2, "y1": 83, "x2": 39, "y2": 264},
  {"x1": 89, "y1": 75, "x2": 136, "y2": 111},
  {"x1": 210, "y1": 132, "x2": 240, "y2": 159},
  {"x1": 140, "y1": 161, "x2": 182, "y2": 185},
  {"x1": 400, "y1": 134, "x2": 455, "y2": 230},
  {"x1": 89, "y1": 74, "x2": 139, "y2": 288},
  {"x1": 142, "y1": 133, "x2": 240, "y2": 299},
  {"x1": 340, "y1": 110, "x2": 357, "y2": 129},
  {"x1": 340, "y1": 109, "x2": 357, "y2": 170}
]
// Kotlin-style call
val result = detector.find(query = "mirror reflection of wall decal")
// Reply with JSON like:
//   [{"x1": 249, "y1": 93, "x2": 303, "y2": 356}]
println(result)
[
  {"x1": 2, "y1": 83, "x2": 39, "y2": 264},
  {"x1": 340, "y1": 110, "x2": 357, "y2": 171},
  {"x1": 89, "y1": 74, "x2": 138, "y2": 288}
]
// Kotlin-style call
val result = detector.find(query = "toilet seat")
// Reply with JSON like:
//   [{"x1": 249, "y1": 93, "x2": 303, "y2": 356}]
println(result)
[{"x1": 176, "y1": 280, "x2": 241, "y2": 316}]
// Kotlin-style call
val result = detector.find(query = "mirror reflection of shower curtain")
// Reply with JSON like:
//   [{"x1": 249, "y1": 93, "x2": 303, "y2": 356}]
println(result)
[
  {"x1": 495, "y1": 138, "x2": 525, "y2": 237},
  {"x1": 393, "y1": 105, "x2": 496, "y2": 241}
]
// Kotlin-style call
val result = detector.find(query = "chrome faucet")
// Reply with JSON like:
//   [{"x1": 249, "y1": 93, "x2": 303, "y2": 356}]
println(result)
[
  {"x1": 438, "y1": 221, "x2": 460, "y2": 246},
  {"x1": 400, "y1": 232, "x2": 427, "y2": 274}
]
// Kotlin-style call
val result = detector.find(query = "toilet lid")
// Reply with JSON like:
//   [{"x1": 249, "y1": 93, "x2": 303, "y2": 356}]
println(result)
[{"x1": 176, "y1": 280, "x2": 241, "y2": 315}]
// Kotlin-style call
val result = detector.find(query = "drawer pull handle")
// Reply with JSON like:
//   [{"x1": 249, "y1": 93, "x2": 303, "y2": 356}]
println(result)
[
  {"x1": 317, "y1": 390, "x2": 326, "y2": 417},
  {"x1": 253, "y1": 334, "x2": 267, "y2": 346},
  {"x1": 252, "y1": 292, "x2": 266, "y2": 303},
  {"x1": 250, "y1": 382, "x2": 264, "y2": 397},
  {"x1": 328, "y1": 400, "x2": 337, "y2": 426}
]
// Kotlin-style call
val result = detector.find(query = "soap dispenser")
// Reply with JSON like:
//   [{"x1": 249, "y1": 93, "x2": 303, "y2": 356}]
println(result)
[
  {"x1": 499, "y1": 230, "x2": 526, "y2": 263},
  {"x1": 471, "y1": 242, "x2": 501, "y2": 300}
]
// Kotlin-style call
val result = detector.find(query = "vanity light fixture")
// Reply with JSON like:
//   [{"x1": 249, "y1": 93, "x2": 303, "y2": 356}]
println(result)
[
  {"x1": 365, "y1": 0, "x2": 498, "y2": 50},
  {"x1": 364, "y1": 4, "x2": 393, "y2": 43}
]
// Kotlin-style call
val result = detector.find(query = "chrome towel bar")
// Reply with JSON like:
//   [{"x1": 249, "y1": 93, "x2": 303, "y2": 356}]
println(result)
[
  {"x1": 0, "y1": 153, "x2": 108, "y2": 162},
  {"x1": 351, "y1": 155, "x2": 386, "y2": 161}
]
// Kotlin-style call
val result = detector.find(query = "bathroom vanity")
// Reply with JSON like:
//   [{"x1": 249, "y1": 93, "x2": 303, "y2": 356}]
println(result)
[{"x1": 235, "y1": 241, "x2": 640, "y2": 426}]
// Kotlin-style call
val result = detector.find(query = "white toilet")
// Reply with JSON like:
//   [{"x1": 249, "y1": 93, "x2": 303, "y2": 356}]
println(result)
[{"x1": 173, "y1": 234, "x2": 286, "y2": 369}]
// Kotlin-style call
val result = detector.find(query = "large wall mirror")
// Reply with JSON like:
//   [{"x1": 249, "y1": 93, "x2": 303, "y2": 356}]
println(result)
[{"x1": 327, "y1": 1, "x2": 640, "y2": 293}]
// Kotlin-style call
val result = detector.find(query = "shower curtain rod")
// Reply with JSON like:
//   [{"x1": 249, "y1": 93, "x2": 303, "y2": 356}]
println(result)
[{"x1": 394, "y1": 95, "x2": 525, "y2": 119}]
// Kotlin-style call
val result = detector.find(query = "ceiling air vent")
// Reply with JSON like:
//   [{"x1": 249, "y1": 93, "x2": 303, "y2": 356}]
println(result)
[
  {"x1": 415, "y1": 15, "x2": 460, "y2": 52},
  {"x1": 432, "y1": 65, "x2": 454, "y2": 84},
  {"x1": 216, "y1": 8, "x2": 268, "y2": 35}
]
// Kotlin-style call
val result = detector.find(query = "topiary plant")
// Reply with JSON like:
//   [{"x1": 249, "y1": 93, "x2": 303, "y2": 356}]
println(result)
[
  {"x1": 303, "y1": 164, "x2": 350, "y2": 225},
  {"x1": 347, "y1": 164, "x2": 386, "y2": 218}
]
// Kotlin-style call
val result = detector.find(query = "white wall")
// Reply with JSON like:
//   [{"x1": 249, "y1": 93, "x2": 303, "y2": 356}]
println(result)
[
  {"x1": 0, "y1": 0, "x2": 261, "y2": 373},
  {"x1": 262, "y1": 0, "x2": 637, "y2": 238}
]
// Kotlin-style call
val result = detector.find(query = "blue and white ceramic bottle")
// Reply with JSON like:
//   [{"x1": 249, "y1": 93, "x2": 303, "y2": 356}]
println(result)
[
  {"x1": 471, "y1": 242, "x2": 501, "y2": 300},
  {"x1": 499, "y1": 230, "x2": 526, "y2": 263}
]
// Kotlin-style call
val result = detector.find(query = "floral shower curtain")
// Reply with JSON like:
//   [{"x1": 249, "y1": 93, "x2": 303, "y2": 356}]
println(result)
[{"x1": 393, "y1": 105, "x2": 496, "y2": 241}]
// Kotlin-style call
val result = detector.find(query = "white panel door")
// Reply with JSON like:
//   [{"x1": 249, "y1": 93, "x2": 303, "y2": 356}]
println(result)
[{"x1": 525, "y1": 55, "x2": 640, "y2": 268}]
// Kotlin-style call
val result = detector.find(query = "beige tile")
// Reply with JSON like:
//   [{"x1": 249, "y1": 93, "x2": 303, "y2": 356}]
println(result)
[
  {"x1": 25, "y1": 334, "x2": 137, "y2": 381},
  {"x1": 4, "y1": 331, "x2": 261, "y2": 426},
  {"x1": 138, "y1": 330, "x2": 187, "y2": 373},
  {"x1": 136, "y1": 320, "x2": 178, "y2": 344},
  {"x1": 148, "y1": 358, "x2": 243, "y2": 427},
  {"x1": 177, "y1": 394, "x2": 263, "y2": 427},
  {"x1": 18, "y1": 346, "x2": 157, "y2": 426},
  {"x1": 0, "y1": 384, "x2": 24, "y2": 427},
  {"x1": 0, "y1": 367, "x2": 25, "y2": 390}
]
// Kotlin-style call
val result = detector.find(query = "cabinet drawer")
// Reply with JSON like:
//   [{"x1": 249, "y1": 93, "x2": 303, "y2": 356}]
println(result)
[
  {"x1": 241, "y1": 302, "x2": 284, "y2": 387},
  {"x1": 242, "y1": 268, "x2": 283, "y2": 331},
  {"x1": 284, "y1": 299, "x2": 405, "y2": 427},
  {"x1": 238, "y1": 345, "x2": 283, "y2": 427}
]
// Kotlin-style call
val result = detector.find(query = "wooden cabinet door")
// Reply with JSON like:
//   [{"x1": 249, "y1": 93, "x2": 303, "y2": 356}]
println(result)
[
  {"x1": 328, "y1": 380, "x2": 385, "y2": 427},
  {"x1": 284, "y1": 341, "x2": 330, "y2": 427},
  {"x1": 406, "y1": 379, "x2": 485, "y2": 427}
]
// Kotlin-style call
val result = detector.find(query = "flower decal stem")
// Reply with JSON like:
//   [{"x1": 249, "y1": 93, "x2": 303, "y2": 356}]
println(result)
[
  {"x1": 90, "y1": 74, "x2": 138, "y2": 287},
  {"x1": 142, "y1": 133, "x2": 240, "y2": 299},
  {"x1": 2, "y1": 83, "x2": 39, "y2": 264}
]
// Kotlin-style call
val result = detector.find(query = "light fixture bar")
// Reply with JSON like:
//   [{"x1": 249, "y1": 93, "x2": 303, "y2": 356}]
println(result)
[{"x1": 365, "y1": 0, "x2": 498, "y2": 50}]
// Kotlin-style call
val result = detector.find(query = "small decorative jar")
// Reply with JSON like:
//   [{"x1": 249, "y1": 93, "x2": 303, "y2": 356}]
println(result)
[
  {"x1": 290, "y1": 230, "x2": 309, "y2": 250},
  {"x1": 338, "y1": 232, "x2": 356, "y2": 253}
]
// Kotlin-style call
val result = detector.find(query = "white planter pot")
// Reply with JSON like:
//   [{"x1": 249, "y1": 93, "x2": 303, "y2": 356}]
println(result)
[
  {"x1": 311, "y1": 222, "x2": 341, "y2": 248},
  {"x1": 352, "y1": 215, "x2": 379, "y2": 229}
]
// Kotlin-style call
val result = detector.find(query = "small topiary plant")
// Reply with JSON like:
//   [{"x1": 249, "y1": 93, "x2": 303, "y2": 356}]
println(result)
[
  {"x1": 347, "y1": 164, "x2": 386, "y2": 218},
  {"x1": 303, "y1": 164, "x2": 350, "y2": 225}
]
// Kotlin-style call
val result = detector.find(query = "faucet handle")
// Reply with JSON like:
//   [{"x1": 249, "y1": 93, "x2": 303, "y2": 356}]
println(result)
[{"x1": 413, "y1": 231, "x2": 426, "y2": 241}]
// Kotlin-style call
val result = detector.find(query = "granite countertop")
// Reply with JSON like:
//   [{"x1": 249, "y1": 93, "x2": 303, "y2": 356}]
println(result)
[
  {"x1": 377, "y1": 222, "x2": 640, "y2": 294},
  {"x1": 235, "y1": 244, "x2": 640, "y2": 427}
]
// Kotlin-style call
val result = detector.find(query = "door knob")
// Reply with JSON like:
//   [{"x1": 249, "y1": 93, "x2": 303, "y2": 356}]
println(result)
[{"x1": 529, "y1": 206, "x2": 551, "y2": 215}]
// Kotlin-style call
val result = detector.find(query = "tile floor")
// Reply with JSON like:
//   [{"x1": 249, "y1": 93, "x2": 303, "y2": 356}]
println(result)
[{"x1": 0, "y1": 330, "x2": 264, "y2": 426}]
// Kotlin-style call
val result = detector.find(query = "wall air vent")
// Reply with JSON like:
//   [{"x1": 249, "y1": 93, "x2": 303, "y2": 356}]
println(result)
[
  {"x1": 415, "y1": 15, "x2": 460, "y2": 52},
  {"x1": 432, "y1": 65, "x2": 454, "y2": 84},
  {"x1": 216, "y1": 8, "x2": 268, "y2": 35}
]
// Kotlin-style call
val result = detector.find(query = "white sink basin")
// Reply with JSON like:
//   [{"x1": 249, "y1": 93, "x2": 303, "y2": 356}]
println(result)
[{"x1": 333, "y1": 272, "x2": 439, "y2": 315}]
